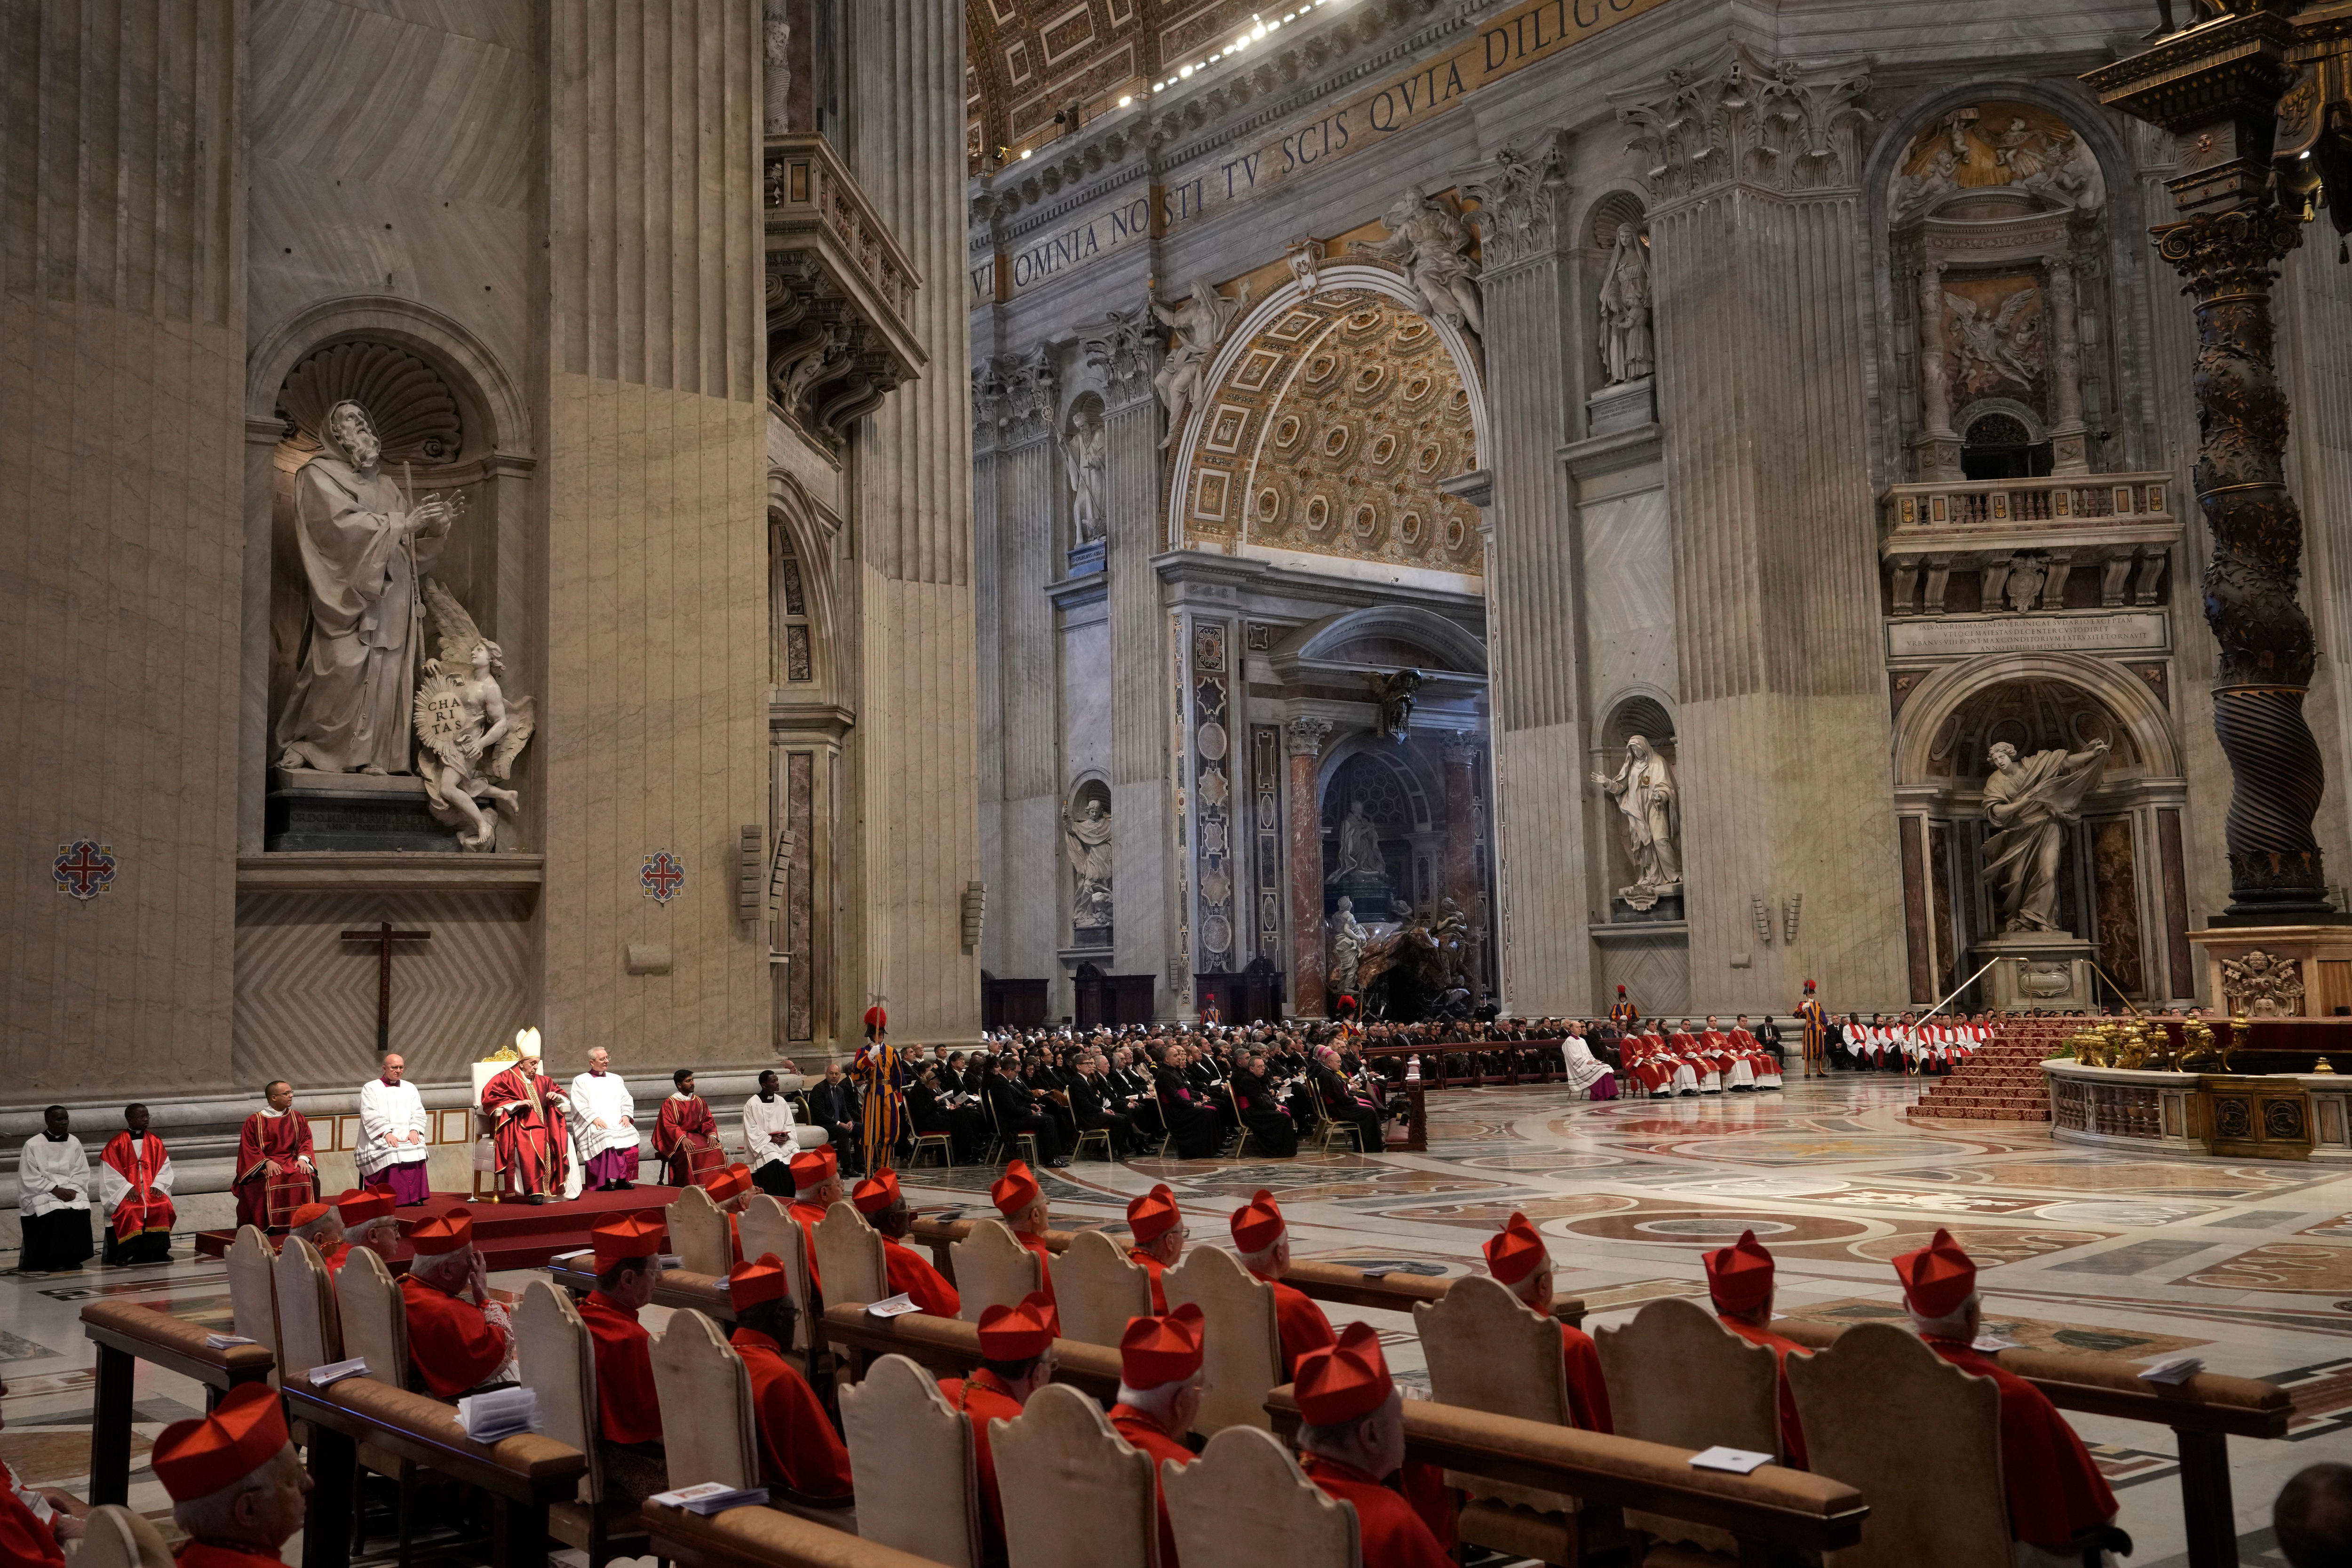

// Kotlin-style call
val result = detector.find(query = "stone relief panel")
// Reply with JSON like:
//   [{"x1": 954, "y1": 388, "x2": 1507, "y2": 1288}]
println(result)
[
  {"x1": 1179, "y1": 290, "x2": 1482, "y2": 574},
  {"x1": 1191, "y1": 620, "x2": 1235, "y2": 974},
  {"x1": 1890, "y1": 101, "x2": 2106, "y2": 226}
]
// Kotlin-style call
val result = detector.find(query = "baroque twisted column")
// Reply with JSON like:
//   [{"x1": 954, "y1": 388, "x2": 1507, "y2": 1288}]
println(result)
[
  {"x1": 2158, "y1": 207, "x2": 2330, "y2": 915},
  {"x1": 1287, "y1": 717, "x2": 1334, "y2": 1016}
]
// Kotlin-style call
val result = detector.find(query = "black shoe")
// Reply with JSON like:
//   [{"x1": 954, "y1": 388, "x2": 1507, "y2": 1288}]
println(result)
[{"x1": 1049, "y1": 1157, "x2": 1072, "y2": 1168}]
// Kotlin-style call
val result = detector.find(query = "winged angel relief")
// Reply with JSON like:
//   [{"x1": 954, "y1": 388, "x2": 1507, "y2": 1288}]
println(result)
[
  {"x1": 413, "y1": 578, "x2": 535, "y2": 851},
  {"x1": 1944, "y1": 285, "x2": 2043, "y2": 400}
]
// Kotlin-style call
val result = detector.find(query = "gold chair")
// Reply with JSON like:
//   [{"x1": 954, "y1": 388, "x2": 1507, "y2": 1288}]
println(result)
[{"x1": 910, "y1": 1130, "x2": 956, "y2": 1168}]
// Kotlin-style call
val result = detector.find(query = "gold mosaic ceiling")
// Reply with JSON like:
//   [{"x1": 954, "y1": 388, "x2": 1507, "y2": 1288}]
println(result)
[
  {"x1": 965, "y1": 0, "x2": 1265, "y2": 164},
  {"x1": 1180, "y1": 289, "x2": 1483, "y2": 576}
]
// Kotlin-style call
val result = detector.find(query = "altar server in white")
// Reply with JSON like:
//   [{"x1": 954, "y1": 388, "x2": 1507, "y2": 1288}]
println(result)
[
  {"x1": 569, "y1": 1046, "x2": 641, "y2": 1191},
  {"x1": 742, "y1": 1068, "x2": 811, "y2": 1197},
  {"x1": 358, "y1": 1052, "x2": 432, "y2": 1206},
  {"x1": 17, "y1": 1106, "x2": 94, "y2": 1272}
]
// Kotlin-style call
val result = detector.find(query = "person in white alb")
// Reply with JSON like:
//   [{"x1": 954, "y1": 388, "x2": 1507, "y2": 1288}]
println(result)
[
  {"x1": 743, "y1": 1068, "x2": 810, "y2": 1198},
  {"x1": 357, "y1": 1052, "x2": 432, "y2": 1207},
  {"x1": 568, "y1": 1047, "x2": 640, "y2": 1192},
  {"x1": 16, "y1": 1106, "x2": 94, "y2": 1273}
]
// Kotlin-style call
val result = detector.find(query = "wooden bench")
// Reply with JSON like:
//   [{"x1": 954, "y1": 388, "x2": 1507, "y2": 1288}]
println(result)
[
  {"x1": 80, "y1": 1300, "x2": 276, "y2": 1507},
  {"x1": 284, "y1": 1374, "x2": 586, "y2": 1568},
  {"x1": 545, "y1": 1257, "x2": 736, "y2": 1321},
  {"x1": 1772, "y1": 1318, "x2": 2289, "y2": 1568},
  {"x1": 1265, "y1": 1385, "x2": 1868, "y2": 1562},
  {"x1": 905, "y1": 1220, "x2": 1585, "y2": 1328},
  {"x1": 644, "y1": 1499, "x2": 947, "y2": 1568},
  {"x1": 819, "y1": 1303, "x2": 1123, "y2": 1404}
]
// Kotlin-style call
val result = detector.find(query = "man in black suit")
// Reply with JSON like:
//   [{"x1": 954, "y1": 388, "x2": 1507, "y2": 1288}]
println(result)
[
  {"x1": 805, "y1": 1061, "x2": 862, "y2": 1175},
  {"x1": 1067, "y1": 1054, "x2": 1136, "y2": 1158},
  {"x1": 985, "y1": 1057, "x2": 1067, "y2": 1167}
]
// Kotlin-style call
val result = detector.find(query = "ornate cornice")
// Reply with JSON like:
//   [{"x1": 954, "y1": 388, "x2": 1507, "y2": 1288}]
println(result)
[
  {"x1": 975, "y1": 346, "x2": 1061, "y2": 447},
  {"x1": 1461, "y1": 130, "x2": 1573, "y2": 273},
  {"x1": 1611, "y1": 42, "x2": 1876, "y2": 205},
  {"x1": 1079, "y1": 306, "x2": 1162, "y2": 411}
]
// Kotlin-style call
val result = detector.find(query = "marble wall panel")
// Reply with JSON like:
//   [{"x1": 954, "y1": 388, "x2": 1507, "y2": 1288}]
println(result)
[
  {"x1": 1580, "y1": 484, "x2": 1676, "y2": 723},
  {"x1": 1064, "y1": 616, "x2": 1111, "y2": 787},
  {"x1": 0, "y1": 0, "x2": 246, "y2": 1096}
]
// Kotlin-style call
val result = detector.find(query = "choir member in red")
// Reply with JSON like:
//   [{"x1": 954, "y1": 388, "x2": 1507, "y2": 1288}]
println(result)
[
  {"x1": 397, "y1": 1208, "x2": 513, "y2": 1398},
  {"x1": 990, "y1": 1160, "x2": 1061, "y2": 1318},
  {"x1": 1294, "y1": 1323, "x2": 1451, "y2": 1568},
  {"x1": 1702, "y1": 1229, "x2": 1809, "y2": 1468},
  {"x1": 850, "y1": 1170, "x2": 961, "y2": 1316},
  {"x1": 1483, "y1": 1212, "x2": 1613, "y2": 1434},
  {"x1": 937, "y1": 1291, "x2": 1057, "y2": 1561},
  {"x1": 1894, "y1": 1229, "x2": 2120, "y2": 1560},
  {"x1": 151, "y1": 1382, "x2": 312, "y2": 1568},
  {"x1": 98, "y1": 1102, "x2": 176, "y2": 1265},
  {"x1": 233, "y1": 1080, "x2": 316, "y2": 1232},
  {"x1": 1107, "y1": 1303, "x2": 1204, "y2": 1568},
  {"x1": 787, "y1": 1147, "x2": 845, "y2": 1294},
  {"x1": 334, "y1": 1188, "x2": 400, "y2": 1272},
  {"x1": 285, "y1": 1201, "x2": 347, "y2": 1273},
  {"x1": 727, "y1": 1252, "x2": 853, "y2": 1498},
  {"x1": 580, "y1": 1210, "x2": 670, "y2": 1504},
  {"x1": 0, "y1": 1377, "x2": 82, "y2": 1561},
  {"x1": 1125, "y1": 1184, "x2": 1184, "y2": 1313},
  {"x1": 654, "y1": 1068, "x2": 725, "y2": 1189},
  {"x1": 707, "y1": 1161, "x2": 754, "y2": 1264},
  {"x1": 480, "y1": 1047, "x2": 571, "y2": 1202},
  {"x1": 1230, "y1": 1189, "x2": 1335, "y2": 1377}
]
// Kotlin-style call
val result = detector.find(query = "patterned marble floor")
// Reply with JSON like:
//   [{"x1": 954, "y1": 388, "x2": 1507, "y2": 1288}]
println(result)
[{"x1": 1, "y1": 1075, "x2": 2342, "y2": 1564}]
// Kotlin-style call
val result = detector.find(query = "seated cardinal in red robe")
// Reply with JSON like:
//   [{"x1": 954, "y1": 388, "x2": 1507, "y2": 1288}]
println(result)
[
  {"x1": 1231, "y1": 1189, "x2": 1335, "y2": 1378},
  {"x1": 1703, "y1": 1229, "x2": 1809, "y2": 1468},
  {"x1": 1485, "y1": 1212, "x2": 1613, "y2": 1434},
  {"x1": 655, "y1": 1069, "x2": 726, "y2": 1188},
  {"x1": 1126, "y1": 1184, "x2": 1184, "y2": 1312},
  {"x1": 937, "y1": 1293, "x2": 1058, "y2": 1562},
  {"x1": 1108, "y1": 1304, "x2": 1205, "y2": 1568},
  {"x1": 234, "y1": 1080, "x2": 317, "y2": 1231},
  {"x1": 580, "y1": 1210, "x2": 670, "y2": 1506},
  {"x1": 481, "y1": 1050, "x2": 571, "y2": 1202},
  {"x1": 727, "y1": 1253, "x2": 852, "y2": 1499},
  {"x1": 1295, "y1": 1324, "x2": 1453, "y2": 1568},
  {"x1": 398, "y1": 1209, "x2": 513, "y2": 1399},
  {"x1": 99, "y1": 1104, "x2": 176, "y2": 1266},
  {"x1": 851, "y1": 1171, "x2": 960, "y2": 1316}
]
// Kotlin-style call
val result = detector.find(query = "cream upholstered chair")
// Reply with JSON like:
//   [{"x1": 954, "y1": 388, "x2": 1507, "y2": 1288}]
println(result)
[
  {"x1": 1416, "y1": 1272, "x2": 1585, "y2": 1566},
  {"x1": 1596, "y1": 1296, "x2": 1781, "y2": 1557},
  {"x1": 991, "y1": 1383, "x2": 1157, "y2": 1568},
  {"x1": 1787, "y1": 1321, "x2": 2011, "y2": 1568},
  {"x1": 336, "y1": 1245, "x2": 410, "y2": 1390},
  {"x1": 739, "y1": 1194, "x2": 819, "y2": 1361},
  {"x1": 814, "y1": 1198, "x2": 889, "y2": 1308},
  {"x1": 72, "y1": 1504, "x2": 173, "y2": 1568},
  {"x1": 651, "y1": 1307, "x2": 759, "y2": 1493},
  {"x1": 272, "y1": 1235, "x2": 340, "y2": 1382},
  {"x1": 950, "y1": 1218, "x2": 1044, "y2": 1324},
  {"x1": 1164, "y1": 1245, "x2": 1280, "y2": 1434},
  {"x1": 514, "y1": 1280, "x2": 650, "y2": 1568},
  {"x1": 224, "y1": 1225, "x2": 281, "y2": 1379},
  {"x1": 669, "y1": 1181, "x2": 734, "y2": 1276},
  {"x1": 1055, "y1": 1228, "x2": 1154, "y2": 1348},
  {"x1": 1165, "y1": 1426, "x2": 1357, "y2": 1568},
  {"x1": 842, "y1": 1352, "x2": 984, "y2": 1568}
]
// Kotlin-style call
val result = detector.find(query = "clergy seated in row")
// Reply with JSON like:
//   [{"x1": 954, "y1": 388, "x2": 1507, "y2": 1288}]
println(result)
[
  {"x1": 98, "y1": 1103, "x2": 176, "y2": 1266},
  {"x1": 806, "y1": 1061, "x2": 864, "y2": 1175},
  {"x1": 152, "y1": 1382, "x2": 310, "y2": 1568},
  {"x1": 0, "y1": 1375, "x2": 87, "y2": 1562},
  {"x1": 482, "y1": 1047, "x2": 570, "y2": 1203},
  {"x1": 850, "y1": 1171, "x2": 961, "y2": 1317},
  {"x1": 1894, "y1": 1230, "x2": 2125, "y2": 1567},
  {"x1": 1295, "y1": 1324, "x2": 1453, "y2": 1568},
  {"x1": 991, "y1": 1161, "x2": 1059, "y2": 1316},
  {"x1": 570, "y1": 1047, "x2": 641, "y2": 1191},
  {"x1": 744, "y1": 1069, "x2": 804, "y2": 1197},
  {"x1": 398, "y1": 1209, "x2": 515, "y2": 1399},
  {"x1": 1231, "y1": 1189, "x2": 1336, "y2": 1377},
  {"x1": 657, "y1": 1068, "x2": 726, "y2": 1189},
  {"x1": 725, "y1": 1253, "x2": 853, "y2": 1499},
  {"x1": 1125, "y1": 1184, "x2": 1184, "y2": 1313},
  {"x1": 286, "y1": 1189, "x2": 399, "y2": 1276},
  {"x1": 580, "y1": 1211, "x2": 671, "y2": 1506},
  {"x1": 16, "y1": 1106, "x2": 93, "y2": 1274},
  {"x1": 1483, "y1": 1212, "x2": 1613, "y2": 1434},
  {"x1": 938, "y1": 1292, "x2": 1058, "y2": 1562},
  {"x1": 358, "y1": 1053, "x2": 431, "y2": 1207},
  {"x1": 1311, "y1": 1045, "x2": 1387, "y2": 1149},
  {"x1": 1109, "y1": 1304, "x2": 1205, "y2": 1568},
  {"x1": 1703, "y1": 1229, "x2": 1810, "y2": 1468},
  {"x1": 708, "y1": 1162, "x2": 755, "y2": 1264},
  {"x1": 234, "y1": 1080, "x2": 318, "y2": 1231},
  {"x1": 787, "y1": 1147, "x2": 846, "y2": 1294}
]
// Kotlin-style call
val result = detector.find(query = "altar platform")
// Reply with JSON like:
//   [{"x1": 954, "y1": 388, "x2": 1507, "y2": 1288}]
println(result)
[{"x1": 189, "y1": 1183, "x2": 690, "y2": 1273}]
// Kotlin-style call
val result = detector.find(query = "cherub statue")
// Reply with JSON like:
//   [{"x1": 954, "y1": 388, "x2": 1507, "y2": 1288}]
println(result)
[
  {"x1": 414, "y1": 578, "x2": 535, "y2": 851},
  {"x1": 1355, "y1": 185, "x2": 1483, "y2": 340}
]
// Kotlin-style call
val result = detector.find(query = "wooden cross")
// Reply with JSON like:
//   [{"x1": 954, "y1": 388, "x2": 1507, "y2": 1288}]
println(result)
[{"x1": 340, "y1": 921, "x2": 431, "y2": 1056}]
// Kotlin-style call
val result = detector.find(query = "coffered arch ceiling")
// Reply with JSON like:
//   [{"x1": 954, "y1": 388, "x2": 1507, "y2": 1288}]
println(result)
[{"x1": 964, "y1": 0, "x2": 1265, "y2": 165}]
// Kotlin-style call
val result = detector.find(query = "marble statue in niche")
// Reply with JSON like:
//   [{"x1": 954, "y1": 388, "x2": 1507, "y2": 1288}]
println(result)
[
  {"x1": 1065, "y1": 794, "x2": 1114, "y2": 934},
  {"x1": 1150, "y1": 279, "x2": 1249, "y2": 450},
  {"x1": 1356, "y1": 185, "x2": 1484, "y2": 341},
  {"x1": 1597, "y1": 223, "x2": 1654, "y2": 385},
  {"x1": 1978, "y1": 737, "x2": 2110, "y2": 932},
  {"x1": 1327, "y1": 799, "x2": 1386, "y2": 886},
  {"x1": 275, "y1": 399, "x2": 465, "y2": 776},
  {"x1": 1327, "y1": 896, "x2": 1367, "y2": 995},
  {"x1": 1593, "y1": 735, "x2": 1680, "y2": 910},
  {"x1": 1062, "y1": 407, "x2": 1106, "y2": 545},
  {"x1": 413, "y1": 580, "x2": 535, "y2": 851}
]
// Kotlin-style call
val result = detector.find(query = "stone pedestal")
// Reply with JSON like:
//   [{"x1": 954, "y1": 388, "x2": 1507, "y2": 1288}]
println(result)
[
  {"x1": 1977, "y1": 931, "x2": 2097, "y2": 1011},
  {"x1": 1586, "y1": 376, "x2": 1655, "y2": 438},
  {"x1": 264, "y1": 768, "x2": 482, "y2": 852},
  {"x1": 1066, "y1": 540, "x2": 1104, "y2": 577},
  {"x1": 1327, "y1": 870, "x2": 1396, "y2": 922},
  {"x1": 2188, "y1": 925, "x2": 2352, "y2": 1019}
]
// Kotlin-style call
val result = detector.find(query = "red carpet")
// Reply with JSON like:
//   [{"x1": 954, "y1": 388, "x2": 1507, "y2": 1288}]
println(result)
[{"x1": 191, "y1": 1185, "x2": 689, "y2": 1272}]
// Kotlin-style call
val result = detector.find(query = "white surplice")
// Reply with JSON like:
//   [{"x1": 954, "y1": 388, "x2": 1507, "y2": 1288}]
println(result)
[{"x1": 357, "y1": 1078, "x2": 430, "y2": 1179}]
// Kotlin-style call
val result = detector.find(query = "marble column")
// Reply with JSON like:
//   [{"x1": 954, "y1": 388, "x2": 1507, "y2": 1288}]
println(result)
[
  {"x1": 985, "y1": 348, "x2": 1062, "y2": 983},
  {"x1": 1441, "y1": 732, "x2": 1483, "y2": 989},
  {"x1": 2046, "y1": 255, "x2": 2090, "y2": 475},
  {"x1": 1914, "y1": 256, "x2": 1957, "y2": 476},
  {"x1": 1462, "y1": 131, "x2": 1590, "y2": 1014},
  {"x1": 1287, "y1": 717, "x2": 1333, "y2": 1016}
]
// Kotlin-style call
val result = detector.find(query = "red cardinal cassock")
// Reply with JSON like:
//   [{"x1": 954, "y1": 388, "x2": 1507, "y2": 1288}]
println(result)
[{"x1": 233, "y1": 1107, "x2": 316, "y2": 1230}]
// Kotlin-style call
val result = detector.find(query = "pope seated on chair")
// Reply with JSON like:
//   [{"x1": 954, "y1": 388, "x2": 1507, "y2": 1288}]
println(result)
[{"x1": 726, "y1": 1253, "x2": 853, "y2": 1499}]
